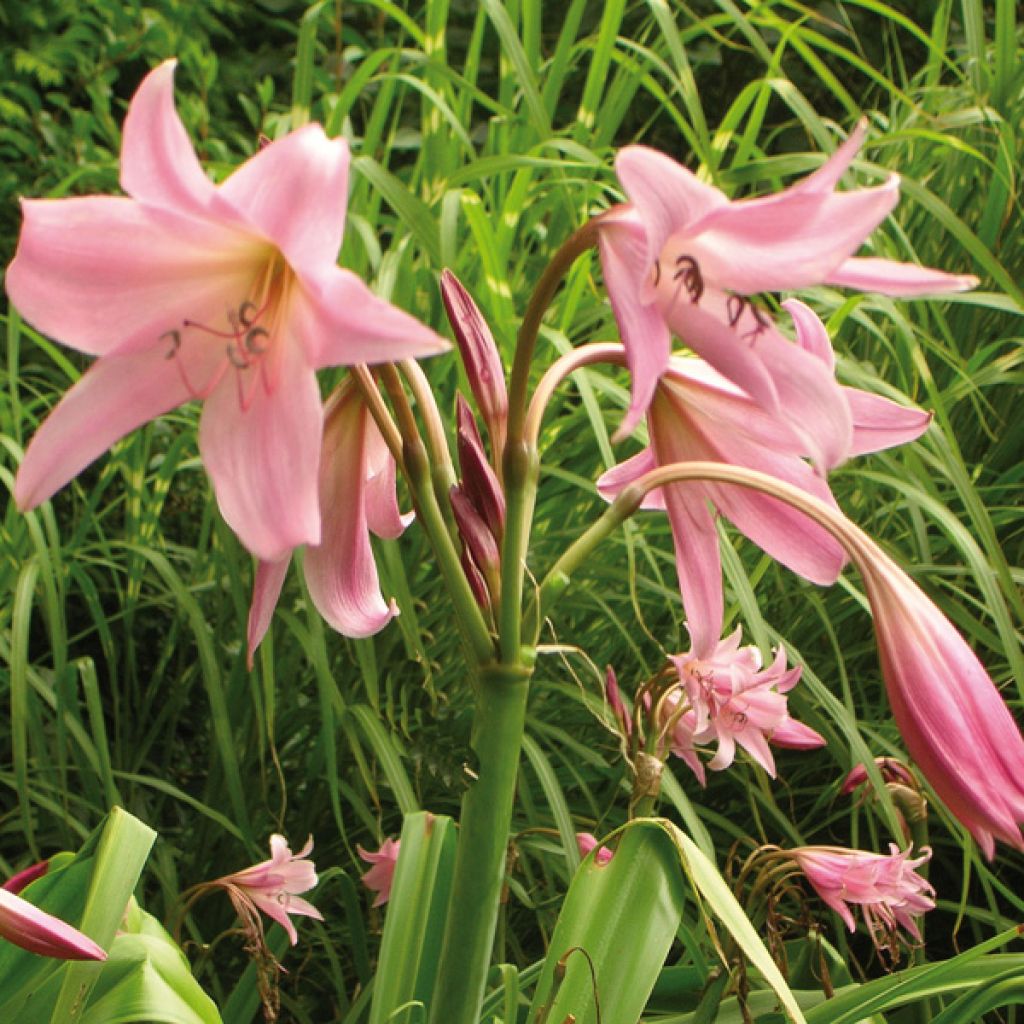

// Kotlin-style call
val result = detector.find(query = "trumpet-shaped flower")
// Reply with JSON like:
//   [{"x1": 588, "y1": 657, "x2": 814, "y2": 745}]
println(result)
[
  {"x1": 598, "y1": 306, "x2": 930, "y2": 655},
  {"x1": 790, "y1": 844, "x2": 934, "y2": 950},
  {"x1": 664, "y1": 629, "x2": 824, "y2": 781},
  {"x1": 247, "y1": 380, "x2": 411, "y2": 663},
  {"x1": 8, "y1": 60, "x2": 447, "y2": 561},
  {"x1": 599, "y1": 121, "x2": 976, "y2": 437},
  {"x1": 213, "y1": 835, "x2": 322, "y2": 946},
  {"x1": 358, "y1": 838, "x2": 400, "y2": 908},
  {"x1": 0, "y1": 886, "x2": 106, "y2": 961}
]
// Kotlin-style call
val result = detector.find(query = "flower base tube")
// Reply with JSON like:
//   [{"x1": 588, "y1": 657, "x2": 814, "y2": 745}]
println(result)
[{"x1": 428, "y1": 662, "x2": 531, "y2": 1024}]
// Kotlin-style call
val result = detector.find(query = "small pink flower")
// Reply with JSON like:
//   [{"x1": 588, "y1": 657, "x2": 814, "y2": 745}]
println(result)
[
  {"x1": 9, "y1": 60, "x2": 447, "y2": 562},
  {"x1": 358, "y1": 838, "x2": 400, "y2": 908},
  {"x1": 214, "y1": 835, "x2": 323, "y2": 945},
  {"x1": 576, "y1": 833, "x2": 613, "y2": 865},
  {"x1": 790, "y1": 844, "x2": 934, "y2": 950},
  {"x1": 841, "y1": 758, "x2": 917, "y2": 796},
  {"x1": 664, "y1": 629, "x2": 824, "y2": 780}
]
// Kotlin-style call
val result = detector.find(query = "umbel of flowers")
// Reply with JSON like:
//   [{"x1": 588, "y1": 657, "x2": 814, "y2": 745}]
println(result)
[{"x1": 6, "y1": 56, "x2": 1023, "y2": 1024}]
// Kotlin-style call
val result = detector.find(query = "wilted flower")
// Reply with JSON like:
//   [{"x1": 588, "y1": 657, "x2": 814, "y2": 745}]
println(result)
[
  {"x1": 9, "y1": 60, "x2": 447, "y2": 561},
  {"x1": 358, "y1": 838, "x2": 400, "y2": 908},
  {"x1": 213, "y1": 835, "x2": 322, "y2": 945},
  {"x1": 247, "y1": 380, "x2": 411, "y2": 662},
  {"x1": 663, "y1": 628, "x2": 824, "y2": 781},
  {"x1": 598, "y1": 120, "x2": 976, "y2": 437},
  {"x1": 0, "y1": 885, "x2": 106, "y2": 961},
  {"x1": 789, "y1": 844, "x2": 934, "y2": 952},
  {"x1": 576, "y1": 833, "x2": 613, "y2": 865}
]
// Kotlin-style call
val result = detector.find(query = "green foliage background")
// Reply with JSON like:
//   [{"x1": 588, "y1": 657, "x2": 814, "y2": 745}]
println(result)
[{"x1": 1, "y1": 0, "x2": 1022, "y2": 1020}]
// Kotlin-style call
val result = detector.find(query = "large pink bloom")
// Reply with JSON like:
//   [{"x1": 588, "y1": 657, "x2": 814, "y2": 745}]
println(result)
[
  {"x1": 599, "y1": 121, "x2": 976, "y2": 437},
  {"x1": 8, "y1": 60, "x2": 447, "y2": 561},
  {"x1": 597, "y1": 305, "x2": 930, "y2": 655},
  {"x1": 214, "y1": 835, "x2": 322, "y2": 945},
  {"x1": 0, "y1": 885, "x2": 106, "y2": 961},
  {"x1": 664, "y1": 628, "x2": 824, "y2": 783},
  {"x1": 790, "y1": 844, "x2": 934, "y2": 950},
  {"x1": 247, "y1": 380, "x2": 410, "y2": 662}
]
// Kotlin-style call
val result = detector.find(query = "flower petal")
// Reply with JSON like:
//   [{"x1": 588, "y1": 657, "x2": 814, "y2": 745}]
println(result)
[
  {"x1": 7, "y1": 197, "x2": 256, "y2": 358},
  {"x1": 13, "y1": 346, "x2": 200, "y2": 510},
  {"x1": 294, "y1": 268, "x2": 450, "y2": 369},
  {"x1": 119, "y1": 60, "x2": 219, "y2": 218},
  {"x1": 364, "y1": 419, "x2": 412, "y2": 540},
  {"x1": 596, "y1": 447, "x2": 665, "y2": 511},
  {"x1": 303, "y1": 390, "x2": 399, "y2": 637},
  {"x1": 782, "y1": 298, "x2": 835, "y2": 371},
  {"x1": 826, "y1": 257, "x2": 978, "y2": 295},
  {"x1": 199, "y1": 338, "x2": 322, "y2": 561},
  {"x1": 845, "y1": 388, "x2": 931, "y2": 456},
  {"x1": 247, "y1": 556, "x2": 291, "y2": 667},
  {"x1": 0, "y1": 888, "x2": 106, "y2": 961},
  {"x1": 219, "y1": 125, "x2": 350, "y2": 271}
]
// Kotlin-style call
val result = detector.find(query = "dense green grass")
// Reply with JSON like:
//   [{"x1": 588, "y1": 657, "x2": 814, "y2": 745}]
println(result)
[{"x1": 1, "y1": 1, "x2": 1022, "y2": 1020}]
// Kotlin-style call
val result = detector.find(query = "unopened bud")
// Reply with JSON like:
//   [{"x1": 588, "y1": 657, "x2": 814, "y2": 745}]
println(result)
[{"x1": 456, "y1": 395, "x2": 505, "y2": 540}]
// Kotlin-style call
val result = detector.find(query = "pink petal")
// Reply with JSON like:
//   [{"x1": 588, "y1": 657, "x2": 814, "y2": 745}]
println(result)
[
  {"x1": 219, "y1": 125, "x2": 350, "y2": 271},
  {"x1": 826, "y1": 257, "x2": 978, "y2": 295},
  {"x1": 363, "y1": 420, "x2": 411, "y2": 540},
  {"x1": 199, "y1": 338, "x2": 322, "y2": 561},
  {"x1": 294, "y1": 268, "x2": 450, "y2": 369},
  {"x1": 303, "y1": 391, "x2": 399, "y2": 637},
  {"x1": 597, "y1": 211, "x2": 674, "y2": 438},
  {"x1": 0, "y1": 888, "x2": 106, "y2": 961},
  {"x1": 247, "y1": 556, "x2": 291, "y2": 667},
  {"x1": 119, "y1": 60, "x2": 219, "y2": 218},
  {"x1": 13, "y1": 346, "x2": 200, "y2": 510},
  {"x1": 772, "y1": 717, "x2": 826, "y2": 750},
  {"x1": 788, "y1": 120, "x2": 867, "y2": 196},
  {"x1": 7, "y1": 196, "x2": 255, "y2": 358},
  {"x1": 677, "y1": 177, "x2": 900, "y2": 294},
  {"x1": 615, "y1": 147, "x2": 727, "y2": 275},
  {"x1": 845, "y1": 388, "x2": 931, "y2": 456},
  {"x1": 782, "y1": 298, "x2": 835, "y2": 371},
  {"x1": 249, "y1": 893, "x2": 299, "y2": 946},
  {"x1": 596, "y1": 448, "x2": 665, "y2": 511}
]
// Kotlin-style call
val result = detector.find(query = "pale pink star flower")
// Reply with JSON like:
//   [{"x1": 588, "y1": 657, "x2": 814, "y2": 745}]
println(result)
[
  {"x1": 790, "y1": 844, "x2": 934, "y2": 951},
  {"x1": 598, "y1": 121, "x2": 976, "y2": 438},
  {"x1": 598, "y1": 304, "x2": 930, "y2": 656},
  {"x1": 358, "y1": 838, "x2": 400, "y2": 908},
  {"x1": 8, "y1": 60, "x2": 447, "y2": 561},
  {"x1": 213, "y1": 835, "x2": 322, "y2": 945},
  {"x1": 663, "y1": 628, "x2": 824, "y2": 781},
  {"x1": 246, "y1": 379, "x2": 411, "y2": 663}
]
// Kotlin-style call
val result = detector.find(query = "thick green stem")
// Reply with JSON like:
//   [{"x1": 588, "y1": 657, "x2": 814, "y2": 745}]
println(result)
[{"x1": 428, "y1": 662, "x2": 532, "y2": 1024}]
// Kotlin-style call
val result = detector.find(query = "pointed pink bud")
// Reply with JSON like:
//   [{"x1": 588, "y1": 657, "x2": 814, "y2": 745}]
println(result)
[
  {"x1": 440, "y1": 270, "x2": 508, "y2": 454},
  {"x1": 357, "y1": 838, "x2": 400, "y2": 908},
  {"x1": 450, "y1": 485, "x2": 501, "y2": 578},
  {"x1": 460, "y1": 546, "x2": 492, "y2": 609},
  {"x1": 576, "y1": 832, "x2": 614, "y2": 865},
  {"x1": 605, "y1": 665, "x2": 632, "y2": 739},
  {"x1": 0, "y1": 887, "x2": 106, "y2": 961},
  {"x1": 3, "y1": 859, "x2": 50, "y2": 895},
  {"x1": 456, "y1": 394, "x2": 505, "y2": 540},
  {"x1": 841, "y1": 757, "x2": 916, "y2": 796}
]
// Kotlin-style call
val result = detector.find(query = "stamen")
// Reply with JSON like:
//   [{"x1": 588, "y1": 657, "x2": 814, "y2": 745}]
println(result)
[
  {"x1": 161, "y1": 329, "x2": 182, "y2": 360},
  {"x1": 652, "y1": 259, "x2": 661, "y2": 287},
  {"x1": 183, "y1": 318, "x2": 239, "y2": 341},
  {"x1": 673, "y1": 254, "x2": 704, "y2": 303},
  {"x1": 238, "y1": 301, "x2": 258, "y2": 328},
  {"x1": 226, "y1": 344, "x2": 250, "y2": 370},
  {"x1": 245, "y1": 327, "x2": 269, "y2": 354}
]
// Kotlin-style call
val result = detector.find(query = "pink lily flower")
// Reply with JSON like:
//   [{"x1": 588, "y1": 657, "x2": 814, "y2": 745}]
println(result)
[
  {"x1": 0, "y1": 886, "x2": 106, "y2": 961},
  {"x1": 664, "y1": 629, "x2": 824, "y2": 781},
  {"x1": 597, "y1": 305, "x2": 930, "y2": 656},
  {"x1": 575, "y1": 832, "x2": 613, "y2": 865},
  {"x1": 357, "y1": 838, "x2": 400, "y2": 908},
  {"x1": 247, "y1": 380, "x2": 411, "y2": 662},
  {"x1": 859, "y1": 548, "x2": 1024, "y2": 858},
  {"x1": 599, "y1": 121, "x2": 976, "y2": 437},
  {"x1": 214, "y1": 835, "x2": 322, "y2": 946},
  {"x1": 8, "y1": 60, "x2": 447, "y2": 561},
  {"x1": 790, "y1": 844, "x2": 934, "y2": 950}
]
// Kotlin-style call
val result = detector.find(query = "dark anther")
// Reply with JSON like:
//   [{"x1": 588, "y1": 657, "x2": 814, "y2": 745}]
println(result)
[
  {"x1": 245, "y1": 327, "x2": 269, "y2": 354},
  {"x1": 238, "y1": 301, "x2": 258, "y2": 328},
  {"x1": 743, "y1": 303, "x2": 771, "y2": 345},
  {"x1": 160, "y1": 329, "x2": 182, "y2": 359},
  {"x1": 652, "y1": 259, "x2": 661, "y2": 287},
  {"x1": 226, "y1": 344, "x2": 250, "y2": 369},
  {"x1": 725, "y1": 295, "x2": 772, "y2": 345},
  {"x1": 672, "y1": 254, "x2": 704, "y2": 303},
  {"x1": 726, "y1": 294, "x2": 745, "y2": 327}
]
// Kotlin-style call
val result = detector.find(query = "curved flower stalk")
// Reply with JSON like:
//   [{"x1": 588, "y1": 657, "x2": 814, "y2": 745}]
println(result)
[
  {"x1": 8, "y1": 60, "x2": 448, "y2": 561},
  {"x1": 358, "y1": 838, "x2": 400, "y2": 908},
  {"x1": 789, "y1": 844, "x2": 934, "y2": 953},
  {"x1": 599, "y1": 461, "x2": 1024, "y2": 858},
  {"x1": 211, "y1": 835, "x2": 322, "y2": 946},
  {"x1": 596, "y1": 305, "x2": 930, "y2": 656},
  {"x1": 598, "y1": 121, "x2": 977, "y2": 437},
  {"x1": 663, "y1": 629, "x2": 824, "y2": 783},
  {"x1": 247, "y1": 379, "x2": 411, "y2": 663},
  {"x1": 0, "y1": 886, "x2": 106, "y2": 961}
]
